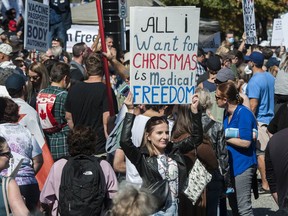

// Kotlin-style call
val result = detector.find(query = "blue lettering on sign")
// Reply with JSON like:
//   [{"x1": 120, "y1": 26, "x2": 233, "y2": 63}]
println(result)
[{"x1": 133, "y1": 85, "x2": 195, "y2": 104}]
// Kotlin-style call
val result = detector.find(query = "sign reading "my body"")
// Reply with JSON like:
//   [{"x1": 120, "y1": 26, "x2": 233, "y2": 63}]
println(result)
[{"x1": 130, "y1": 7, "x2": 200, "y2": 104}]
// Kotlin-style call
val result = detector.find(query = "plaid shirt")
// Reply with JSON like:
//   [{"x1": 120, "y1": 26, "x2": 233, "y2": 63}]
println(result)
[
  {"x1": 196, "y1": 62, "x2": 207, "y2": 81},
  {"x1": 41, "y1": 86, "x2": 69, "y2": 160}
]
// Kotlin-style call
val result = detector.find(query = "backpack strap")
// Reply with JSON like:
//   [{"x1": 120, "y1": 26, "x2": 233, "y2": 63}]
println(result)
[
  {"x1": 2, "y1": 177, "x2": 11, "y2": 216},
  {"x1": 204, "y1": 120, "x2": 215, "y2": 134}
]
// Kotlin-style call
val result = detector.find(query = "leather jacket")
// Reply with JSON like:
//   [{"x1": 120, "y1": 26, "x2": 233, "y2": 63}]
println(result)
[
  {"x1": 201, "y1": 113, "x2": 231, "y2": 186},
  {"x1": 120, "y1": 113, "x2": 187, "y2": 191}
]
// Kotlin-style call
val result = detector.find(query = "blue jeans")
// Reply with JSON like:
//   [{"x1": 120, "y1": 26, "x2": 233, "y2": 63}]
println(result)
[
  {"x1": 228, "y1": 166, "x2": 256, "y2": 216},
  {"x1": 206, "y1": 171, "x2": 224, "y2": 216},
  {"x1": 49, "y1": 22, "x2": 66, "y2": 49},
  {"x1": 152, "y1": 198, "x2": 178, "y2": 216}
]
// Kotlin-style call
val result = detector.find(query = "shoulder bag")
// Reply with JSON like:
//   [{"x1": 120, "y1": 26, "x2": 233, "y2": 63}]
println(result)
[{"x1": 183, "y1": 143, "x2": 212, "y2": 205}]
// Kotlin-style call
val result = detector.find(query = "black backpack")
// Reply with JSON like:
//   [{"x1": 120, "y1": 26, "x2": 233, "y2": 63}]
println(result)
[{"x1": 58, "y1": 154, "x2": 107, "y2": 216}]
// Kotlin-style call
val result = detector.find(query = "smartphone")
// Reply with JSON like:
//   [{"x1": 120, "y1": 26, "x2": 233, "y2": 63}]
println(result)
[{"x1": 120, "y1": 85, "x2": 130, "y2": 97}]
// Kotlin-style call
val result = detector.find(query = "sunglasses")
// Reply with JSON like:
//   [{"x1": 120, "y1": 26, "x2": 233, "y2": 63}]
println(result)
[
  {"x1": 0, "y1": 151, "x2": 13, "y2": 159},
  {"x1": 29, "y1": 75, "x2": 40, "y2": 81},
  {"x1": 215, "y1": 95, "x2": 222, "y2": 100}
]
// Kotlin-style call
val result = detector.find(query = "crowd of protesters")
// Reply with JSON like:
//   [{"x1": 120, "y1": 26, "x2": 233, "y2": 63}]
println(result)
[{"x1": 0, "y1": 4, "x2": 287, "y2": 216}]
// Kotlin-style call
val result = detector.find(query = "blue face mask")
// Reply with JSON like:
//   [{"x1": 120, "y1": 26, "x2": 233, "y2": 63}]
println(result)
[{"x1": 228, "y1": 38, "x2": 234, "y2": 44}]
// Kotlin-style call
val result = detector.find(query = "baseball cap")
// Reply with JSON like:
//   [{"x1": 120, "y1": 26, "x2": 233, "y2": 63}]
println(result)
[
  {"x1": 5, "y1": 73, "x2": 26, "y2": 95},
  {"x1": 124, "y1": 52, "x2": 130, "y2": 64},
  {"x1": 247, "y1": 51, "x2": 264, "y2": 66},
  {"x1": 0, "y1": 43, "x2": 13, "y2": 56},
  {"x1": 259, "y1": 40, "x2": 270, "y2": 47},
  {"x1": 206, "y1": 56, "x2": 221, "y2": 71},
  {"x1": 215, "y1": 68, "x2": 235, "y2": 83},
  {"x1": 266, "y1": 57, "x2": 280, "y2": 69}
]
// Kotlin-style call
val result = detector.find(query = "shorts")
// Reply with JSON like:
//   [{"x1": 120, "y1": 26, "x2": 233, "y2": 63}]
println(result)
[{"x1": 256, "y1": 122, "x2": 269, "y2": 154}]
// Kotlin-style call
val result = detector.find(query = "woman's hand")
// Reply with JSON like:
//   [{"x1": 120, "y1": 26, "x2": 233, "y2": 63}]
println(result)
[
  {"x1": 190, "y1": 94, "x2": 199, "y2": 114},
  {"x1": 124, "y1": 92, "x2": 134, "y2": 113}
]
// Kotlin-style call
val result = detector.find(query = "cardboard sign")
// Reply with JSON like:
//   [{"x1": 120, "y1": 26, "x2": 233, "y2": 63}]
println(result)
[
  {"x1": 24, "y1": 0, "x2": 49, "y2": 52},
  {"x1": 130, "y1": 7, "x2": 200, "y2": 104},
  {"x1": 271, "y1": 19, "x2": 283, "y2": 47},
  {"x1": 242, "y1": 0, "x2": 257, "y2": 45},
  {"x1": 282, "y1": 13, "x2": 288, "y2": 49}
]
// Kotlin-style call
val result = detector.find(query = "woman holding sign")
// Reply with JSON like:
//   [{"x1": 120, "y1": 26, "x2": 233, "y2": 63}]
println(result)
[{"x1": 120, "y1": 93, "x2": 201, "y2": 215}]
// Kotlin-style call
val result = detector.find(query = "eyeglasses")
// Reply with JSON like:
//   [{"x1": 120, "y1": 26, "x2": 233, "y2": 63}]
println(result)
[
  {"x1": 215, "y1": 95, "x2": 222, "y2": 100},
  {"x1": 29, "y1": 75, "x2": 40, "y2": 81},
  {"x1": 0, "y1": 151, "x2": 13, "y2": 159}
]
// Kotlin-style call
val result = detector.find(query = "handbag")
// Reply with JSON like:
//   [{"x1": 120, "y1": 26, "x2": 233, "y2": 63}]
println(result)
[
  {"x1": 146, "y1": 179, "x2": 170, "y2": 210},
  {"x1": 183, "y1": 147, "x2": 212, "y2": 205}
]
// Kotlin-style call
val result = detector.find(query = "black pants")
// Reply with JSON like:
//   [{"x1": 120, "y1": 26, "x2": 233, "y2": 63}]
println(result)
[
  {"x1": 19, "y1": 183, "x2": 40, "y2": 212},
  {"x1": 206, "y1": 171, "x2": 224, "y2": 216}
]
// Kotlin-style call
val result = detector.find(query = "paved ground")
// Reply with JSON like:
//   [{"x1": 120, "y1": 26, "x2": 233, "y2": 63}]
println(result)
[{"x1": 227, "y1": 191, "x2": 279, "y2": 216}]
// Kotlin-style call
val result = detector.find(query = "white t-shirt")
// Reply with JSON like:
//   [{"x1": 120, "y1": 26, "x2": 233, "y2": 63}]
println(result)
[{"x1": 125, "y1": 115, "x2": 150, "y2": 185}]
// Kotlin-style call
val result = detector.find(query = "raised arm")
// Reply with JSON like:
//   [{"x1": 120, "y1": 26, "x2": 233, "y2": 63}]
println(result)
[{"x1": 120, "y1": 93, "x2": 142, "y2": 165}]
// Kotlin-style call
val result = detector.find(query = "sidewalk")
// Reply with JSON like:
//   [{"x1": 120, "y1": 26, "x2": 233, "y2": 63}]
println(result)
[{"x1": 227, "y1": 192, "x2": 279, "y2": 216}]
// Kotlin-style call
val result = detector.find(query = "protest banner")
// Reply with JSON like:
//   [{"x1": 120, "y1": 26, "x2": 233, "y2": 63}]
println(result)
[
  {"x1": 271, "y1": 19, "x2": 283, "y2": 47},
  {"x1": 130, "y1": 7, "x2": 200, "y2": 104},
  {"x1": 24, "y1": 0, "x2": 49, "y2": 52},
  {"x1": 282, "y1": 13, "x2": 288, "y2": 49},
  {"x1": 242, "y1": 0, "x2": 257, "y2": 45},
  {"x1": 67, "y1": 25, "x2": 99, "y2": 52},
  {"x1": 199, "y1": 32, "x2": 221, "y2": 53}
]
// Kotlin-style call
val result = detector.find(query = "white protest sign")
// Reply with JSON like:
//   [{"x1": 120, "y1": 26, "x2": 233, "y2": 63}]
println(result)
[
  {"x1": 282, "y1": 13, "x2": 288, "y2": 49},
  {"x1": 242, "y1": 0, "x2": 257, "y2": 45},
  {"x1": 24, "y1": 0, "x2": 49, "y2": 52},
  {"x1": 199, "y1": 32, "x2": 221, "y2": 53},
  {"x1": 130, "y1": 7, "x2": 200, "y2": 104},
  {"x1": 66, "y1": 25, "x2": 99, "y2": 53},
  {"x1": 271, "y1": 19, "x2": 283, "y2": 47}
]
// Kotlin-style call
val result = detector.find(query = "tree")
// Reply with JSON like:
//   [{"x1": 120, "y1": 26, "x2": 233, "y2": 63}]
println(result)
[{"x1": 160, "y1": 0, "x2": 288, "y2": 40}]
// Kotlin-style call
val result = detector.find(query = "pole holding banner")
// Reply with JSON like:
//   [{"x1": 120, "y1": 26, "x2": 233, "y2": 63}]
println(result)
[{"x1": 95, "y1": 0, "x2": 115, "y2": 116}]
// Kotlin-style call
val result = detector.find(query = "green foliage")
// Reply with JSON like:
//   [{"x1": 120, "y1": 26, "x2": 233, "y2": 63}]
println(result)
[{"x1": 160, "y1": 0, "x2": 288, "y2": 38}]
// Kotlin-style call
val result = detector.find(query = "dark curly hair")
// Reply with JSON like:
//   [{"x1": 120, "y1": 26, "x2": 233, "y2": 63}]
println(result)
[
  {"x1": 0, "y1": 97, "x2": 19, "y2": 123},
  {"x1": 67, "y1": 125, "x2": 97, "y2": 156}
]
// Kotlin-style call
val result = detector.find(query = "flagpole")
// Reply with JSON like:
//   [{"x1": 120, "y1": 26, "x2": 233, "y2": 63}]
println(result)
[{"x1": 95, "y1": 0, "x2": 115, "y2": 116}]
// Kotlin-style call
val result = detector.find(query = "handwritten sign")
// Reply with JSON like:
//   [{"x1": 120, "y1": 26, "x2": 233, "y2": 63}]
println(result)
[
  {"x1": 130, "y1": 7, "x2": 200, "y2": 104},
  {"x1": 242, "y1": 0, "x2": 257, "y2": 45},
  {"x1": 271, "y1": 19, "x2": 283, "y2": 46},
  {"x1": 24, "y1": 0, "x2": 49, "y2": 52}
]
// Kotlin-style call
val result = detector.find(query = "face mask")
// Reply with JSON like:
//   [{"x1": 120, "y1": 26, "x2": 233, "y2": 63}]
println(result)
[
  {"x1": 228, "y1": 38, "x2": 234, "y2": 44},
  {"x1": 244, "y1": 65, "x2": 252, "y2": 74}
]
